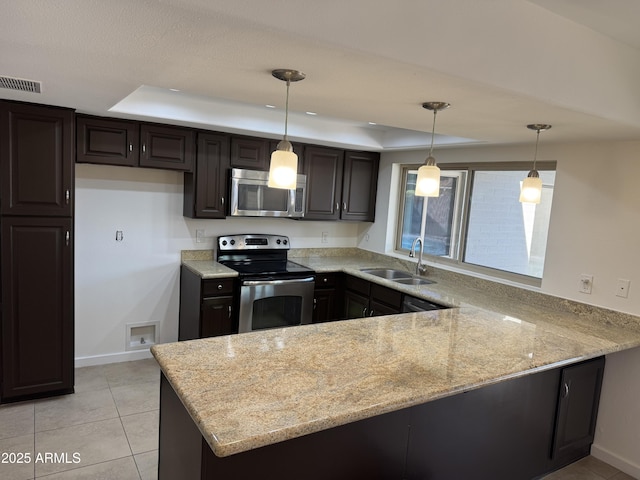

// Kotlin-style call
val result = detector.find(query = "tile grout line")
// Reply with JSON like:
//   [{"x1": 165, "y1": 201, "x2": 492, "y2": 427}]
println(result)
[{"x1": 111, "y1": 380, "x2": 143, "y2": 480}]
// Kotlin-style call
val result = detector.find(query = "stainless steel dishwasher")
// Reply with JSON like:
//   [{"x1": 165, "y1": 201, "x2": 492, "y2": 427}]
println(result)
[{"x1": 402, "y1": 295, "x2": 446, "y2": 312}]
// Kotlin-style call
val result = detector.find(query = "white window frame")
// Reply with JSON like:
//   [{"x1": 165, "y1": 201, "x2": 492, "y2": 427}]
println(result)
[{"x1": 395, "y1": 161, "x2": 557, "y2": 286}]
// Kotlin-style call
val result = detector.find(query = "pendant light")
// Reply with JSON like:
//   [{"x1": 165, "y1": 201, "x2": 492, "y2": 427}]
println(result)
[
  {"x1": 268, "y1": 69, "x2": 305, "y2": 189},
  {"x1": 519, "y1": 124, "x2": 551, "y2": 204},
  {"x1": 416, "y1": 102, "x2": 450, "y2": 197}
]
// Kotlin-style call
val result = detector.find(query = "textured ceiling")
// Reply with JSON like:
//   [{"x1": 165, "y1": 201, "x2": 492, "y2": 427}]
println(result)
[{"x1": 1, "y1": 0, "x2": 640, "y2": 150}]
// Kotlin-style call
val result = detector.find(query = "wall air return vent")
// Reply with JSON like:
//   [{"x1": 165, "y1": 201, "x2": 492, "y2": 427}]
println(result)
[{"x1": 0, "y1": 76, "x2": 42, "y2": 93}]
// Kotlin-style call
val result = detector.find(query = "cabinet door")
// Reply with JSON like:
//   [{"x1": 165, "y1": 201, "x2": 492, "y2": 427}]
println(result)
[
  {"x1": 369, "y1": 300, "x2": 400, "y2": 317},
  {"x1": 184, "y1": 132, "x2": 230, "y2": 218},
  {"x1": 551, "y1": 356, "x2": 605, "y2": 460},
  {"x1": 313, "y1": 288, "x2": 337, "y2": 323},
  {"x1": 140, "y1": 123, "x2": 195, "y2": 171},
  {"x1": 340, "y1": 151, "x2": 379, "y2": 222},
  {"x1": 302, "y1": 146, "x2": 344, "y2": 220},
  {"x1": 76, "y1": 115, "x2": 139, "y2": 167},
  {"x1": 0, "y1": 102, "x2": 74, "y2": 216},
  {"x1": 230, "y1": 136, "x2": 270, "y2": 170},
  {"x1": 344, "y1": 290, "x2": 369, "y2": 319},
  {"x1": 201, "y1": 297, "x2": 235, "y2": 337},
  {"x1": 1, "y1": 217, "x2": 74, "y2": 401}
]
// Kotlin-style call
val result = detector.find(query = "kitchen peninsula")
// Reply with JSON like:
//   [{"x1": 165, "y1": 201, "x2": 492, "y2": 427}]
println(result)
[{"x1": 152, "y1": 250, "x2": 640, "y2": 479}]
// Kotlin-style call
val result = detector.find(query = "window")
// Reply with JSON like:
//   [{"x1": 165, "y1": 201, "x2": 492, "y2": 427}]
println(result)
[{"x1": 396, "y1": 162, "x2": 556, "y2": 283}]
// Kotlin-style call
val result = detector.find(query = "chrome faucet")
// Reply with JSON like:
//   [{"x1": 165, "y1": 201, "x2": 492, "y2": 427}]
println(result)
[{"x1": 409, "y1": 237, "x2": 427, "y2": 276}]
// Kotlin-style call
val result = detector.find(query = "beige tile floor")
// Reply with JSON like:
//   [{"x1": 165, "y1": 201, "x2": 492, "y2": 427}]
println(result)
[
  {"x1": 0, "y1": 358, "x2": 159, "y2": 480},
  {"x1": 0, "y1": 358, "x2": 636, "y2": 479},
  {"x1": 542, "y1": 455, "x2": 637, "y2": 480}
]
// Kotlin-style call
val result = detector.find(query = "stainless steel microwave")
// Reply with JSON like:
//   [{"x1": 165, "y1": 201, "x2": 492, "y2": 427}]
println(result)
[{"x1": 229, "y1": 168, "x2": 307, "y2": 218}]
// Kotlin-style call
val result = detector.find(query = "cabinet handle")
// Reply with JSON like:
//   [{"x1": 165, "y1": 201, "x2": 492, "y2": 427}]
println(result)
[
  {"x1": 362, "y1": 307, "x2": 367, "y2": 317},
  {"x1": 221, "y1": 197, "x2": 225, "y2": 205},
  {"x1": 563, "y1": 382, "x2": 570, "y2": 398},
  {"x1": 129, "y1": 143, "x2": 133, "y2": 152},
  {"x1": 142, "y1": 143, "x2": 146, "y2": 153},
  {"x1": 217, "y1": 284, "x2": 223, "y2": 290},
  {"x1": 323, "y1": 277, "x2": 328, "y2": 283},
  {"x1": 369, "y1": 309, "x2": 375, "y2": 317},
  {"x1": 336, "y1": 202, "x2": 340, "y2": 211},
  {"x1": 228, "y1": 305, "x2": 232, "y2": 318},
  {"x1": 65, "y1": 231, "x2": 70, "y2": 246},
  {"x1": 313, "y1": 298, "x2": 317, "y2": 310},
  {"x1": 65, "y1": 190, "x2": 70, "y2": 204},
  {"x1": 343, "y1": 202, "x2": 347, "y2": 210}
]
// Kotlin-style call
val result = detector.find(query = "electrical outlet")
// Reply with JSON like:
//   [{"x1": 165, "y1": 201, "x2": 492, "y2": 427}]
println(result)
[
  {"x1": 196, "y1": 229, "x2": 205, "y2": 243},
  {"x1": 616, "y1": 279, "x2": 630, "y2": 298},
  {"x1": 579, "y1": 274, "x2": 593, "y2": 294},
  {"x1": 321, "y1": 232, "x2": 328, "y2": 244}
]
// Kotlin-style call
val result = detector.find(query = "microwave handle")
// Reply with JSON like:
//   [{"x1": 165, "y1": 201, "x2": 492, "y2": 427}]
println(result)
[{"x1": 242, "y1": 276, "x2": 315, "y2": 287}]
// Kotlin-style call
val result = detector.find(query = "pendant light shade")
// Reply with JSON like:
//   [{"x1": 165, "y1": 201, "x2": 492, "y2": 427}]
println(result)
[
  {"x1": 416, "y1": 102, "x2": 450, "y2": 197},
  {"x1": 519, "y1": 173, "x2": 543, "y2": 203},
  {"x1": 416, "y1": 157, "x2": 441, "y2": 197},
  {"x1": 268, "y1": 140, "x2": 297, "y2": 188},
  {"x1": 268, "y1": 69, "x2": 305, "y2": 189},
  {"x1": 519, "y1": 124, "x2": 551, "y2": 204}
]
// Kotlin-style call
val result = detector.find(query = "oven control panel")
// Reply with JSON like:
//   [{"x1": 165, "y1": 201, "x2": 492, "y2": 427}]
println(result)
[{"x1": 218, "y1": 234, "x2": 290, "y2": 251}]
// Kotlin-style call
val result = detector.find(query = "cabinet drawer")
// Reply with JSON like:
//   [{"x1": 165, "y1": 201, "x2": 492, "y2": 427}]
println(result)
[
  {"x1": 315, "y1": 273, "x2": 338, "y2": 288},
  {"x1": 345, "y1": 275, "x2": 370, "y2": 296},
  {"x1": 202, "y1": 278, "x2": 235, "y2": 296},
  {"x1": 370, "y1": 283, "x2": 403, "y2": 309}
]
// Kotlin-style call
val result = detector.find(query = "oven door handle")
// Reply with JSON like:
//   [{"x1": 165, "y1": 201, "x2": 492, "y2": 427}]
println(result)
[{"x1": 242, "y1": 276, "x2": 315, "y2": 287}]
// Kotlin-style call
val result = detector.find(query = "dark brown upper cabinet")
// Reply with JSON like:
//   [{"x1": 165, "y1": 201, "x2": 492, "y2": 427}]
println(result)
[
  {"x1": 183, "y1": 132, "x2": 230, "y2": 219},
  {"x1": 302, "y1": 147, "x2": 379, "y2": 222},
  {"x1": 341, "y1": 150, "x2": 379, "y2": 222},
  {"x1": 230, "y1": 135, "x2": 271, "y2": 170},
  {"x1": 76, "y1": 115, "x2": 194, "y2": 172},
  {"x1": 302, "y1": 146, "x2": 344, "y2": 220},
  {"x1": 0, "y1": 101, "x2": 74, "y2": 217},
  {"x1": 140, "y1": 123, "x2": 195, "y2": 171},
  {"x1": 76, "y1": 115, "x2": 139, "y2": 167}
]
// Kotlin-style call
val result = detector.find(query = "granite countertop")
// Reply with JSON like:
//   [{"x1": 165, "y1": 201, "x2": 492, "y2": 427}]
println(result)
[{"x1": 153, "y1": 250, "x2": 640, "y2": 457}]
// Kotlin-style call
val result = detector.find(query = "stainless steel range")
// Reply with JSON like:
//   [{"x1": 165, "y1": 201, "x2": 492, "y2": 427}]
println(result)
[{"x1": 217, "y1": 234, "x2": 315, "y2": 333}]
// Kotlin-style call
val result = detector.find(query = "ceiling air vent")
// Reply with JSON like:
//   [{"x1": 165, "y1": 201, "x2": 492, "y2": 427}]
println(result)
[{"x1": 0, "y1": 76, "x2": 42, "y2": 93}]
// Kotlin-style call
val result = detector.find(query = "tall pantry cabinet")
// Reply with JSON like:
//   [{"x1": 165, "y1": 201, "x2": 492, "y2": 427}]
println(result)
[{"x1": 0, "y1": 101, "x2": 74, "y2": 402}]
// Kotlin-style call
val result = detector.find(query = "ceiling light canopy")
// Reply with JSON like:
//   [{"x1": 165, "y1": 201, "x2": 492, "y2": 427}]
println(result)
[
  {"x1": 519, "y1": 124, "x2": 551, "y2": 204},
  {"x1": 416, "y1": 102, "x2": 450, "y2": 197},
  {"x1": 268, "y1": 68, "x2": 305, "y2": 189}
]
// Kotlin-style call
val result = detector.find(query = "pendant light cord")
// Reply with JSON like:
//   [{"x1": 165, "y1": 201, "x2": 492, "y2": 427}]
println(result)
[
  {"x1": 283, "y1": 79, "x2": 291, "y2": 141},
  {"x1": 533, "y1": 128, "x2": 540, "y2": 171},
  {"x1": 428, "y1": 110, "x2": 437, "y2": 157}
]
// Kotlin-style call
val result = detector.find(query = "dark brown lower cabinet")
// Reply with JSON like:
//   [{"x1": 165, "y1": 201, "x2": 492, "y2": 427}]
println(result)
[
  {"x1": 552, "y1": 356, "x2": 605, "y2": 460},
  {"x1": 343, "y1": 274, "x2": 402, "y2": 319},
  {"x1": 312, "y1": 273, "x2": 341, "y2": 323},
  {"x1": 200, "y1": 296, "x2": 234, "y2": 338},
  {"x1": 158, "y1": 356, "x2": 605, "y2": 480},
  {"x1": 179, "y1": 266, "x2": 237, "y2": 340},
  {"x1": 1, "y1": 217, "x2": 74, "y2": 402}
]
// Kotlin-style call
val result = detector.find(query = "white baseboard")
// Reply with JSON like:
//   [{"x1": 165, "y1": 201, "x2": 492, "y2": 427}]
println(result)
[
  {"x1": 75, "y1": 349, "x2": 153, "y2": 367},
  {"x1": 591, "y1": 444, "x2": 640, "y2": 479}
]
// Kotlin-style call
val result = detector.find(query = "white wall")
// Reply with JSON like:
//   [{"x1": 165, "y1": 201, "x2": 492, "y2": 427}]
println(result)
[
  {"x1": 359, "y1": 140, "x2": 640, "y2": 476},
  {"x1": 74, "y1": 164, "x2": 359, "y2": 365}
]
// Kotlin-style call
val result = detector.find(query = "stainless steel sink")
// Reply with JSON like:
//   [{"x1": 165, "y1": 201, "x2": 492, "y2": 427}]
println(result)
[
  {"x1": 394, "y1": 277, "x2": 436, "y2": 286},
  {"x1": 360, "y1": 268, "x2": 436, "y2": 286},
  {"x1": 360, "y1": 268, "x2": 413, "y2": 280}
]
